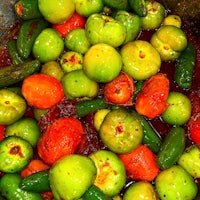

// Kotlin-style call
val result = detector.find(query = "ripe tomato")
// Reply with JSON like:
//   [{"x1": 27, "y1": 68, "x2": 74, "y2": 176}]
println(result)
[
  {"x1": 103, "y1": 72, "x2": 135, "y2": 106},
  {"x1": 37, "y1": 117, "x2": 85, "y2": 165},
  {"x1": 0, "y1": 125, "x2": 5, "y2": 141},
  {"x1": 135, "y1": 73, "x2": 169, "y2": 118},
  {"x1": 22, "y1": 74, "x2": 64, "y2": 109},
  {"x1": 52, "y1": 12, "x2": 86, "y2": 38},
  {"x1": 119, "y1": 144, "x2": 159, "y2": 182}
]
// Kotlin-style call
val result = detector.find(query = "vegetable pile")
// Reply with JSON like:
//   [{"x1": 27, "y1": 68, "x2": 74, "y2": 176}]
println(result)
[{"x1": 0, "y1": 0, "x2": 200, "y2": 199}]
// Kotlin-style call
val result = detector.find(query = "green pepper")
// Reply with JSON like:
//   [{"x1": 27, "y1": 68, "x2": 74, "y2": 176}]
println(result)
[
  {"x1": 128, "y1": 0, "x2": 147, "y2": 17},
  {"x1": 174, "y1": 42, "x2": 196, "y2": 89},
  {"x1": 14, "y1": 0, "x2": 43, "y2": 20},
  {"x1": 16, "y1": 18, "x2": 49, "y2": 59},
  {"x1": 19, "y1": 170, "x2": 51, "y2": 193},
  {"x1": 156, "y1": 126, "x2": 185, "y2": 170},
  {"x1": 0, "y1": 173, "x2": 43, "y2": 200}
]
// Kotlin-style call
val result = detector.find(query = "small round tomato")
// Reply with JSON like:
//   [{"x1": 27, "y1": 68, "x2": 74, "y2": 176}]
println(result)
[
  {"x1": 37, "y1": 117, "x2": 85, "y2": 165},
  {"x1": 52, "y1": 12, "x2": 86, "y2": 38},
  {"x1": 104, "y1": 72, "x2": 135, "y2": 106},
  {"x1": 22, "y1": 74, "x2": 64, "y2": 109}
]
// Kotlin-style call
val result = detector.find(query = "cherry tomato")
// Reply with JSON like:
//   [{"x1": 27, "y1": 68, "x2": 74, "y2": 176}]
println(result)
[
  {"x1": 37, "y1": 117, "x2": 85, "y2": 165},
  {"x1": 135, "y1": 73, "x2": 169, "y2": 118},
  {"x1": 52, "y1": 12, "x2": 86, "y2": 38},
  {"x1": 119, "y1": 144, "x2": 159, "y2": 182},
  {"x1": 22, "y1": 74, "x2": 65, "y2": 109},
  {"x1": 104, "y1": 72, "x2": 135, "y2": 106}
]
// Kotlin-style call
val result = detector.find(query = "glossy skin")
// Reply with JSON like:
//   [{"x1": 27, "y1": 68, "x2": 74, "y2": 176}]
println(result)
[
  {"x1": 121, "y1": 40, "x2": 161, "y2": 81},
  {"x1": 38, "y1": 0, "x2": 75, "y2": 24},
  {"x1": 22, "y1": 74, "x2": 64, "y2": 109},
  {"x1": 89, "y1": 150, "x2": 126, "y2": 197},
  {"x1": 0, "y1": 89, "x2": 27, "y2": 125},
  {"x1": 155, "y1": 165, "x2": 198, "y2": 200},
  {"x1": 123, "y1": 181, "x2": 157, "y2": 200},
  {"x1": 61, "y1": 69, "x2": 99, "y2": 100},
  {"x1": 161, "y1": 92, "x2": 192, "y2": 125},
  {"x1": 135, "y1": 73, "x2": 169, "y2": 118},
  {"x1": 32, "y1": 28, "x2": 64, "y2": 63},
  {"x1": 0, "y1": 136, "x2": 33, "y2": 173},
  {"x1": 5, "y1": 117, "x2": 41, "y2": 147},
  {"x1": 49, "y1": 154, "x2": 97, "y2": 200},
  {"x1": 85, "y1": 14, "x2": 126, "y2": 48},
  {"x1": 99, "y1": 109, "x2": 143, "y2": 154},
  {"x1": 150, "y1": 25, "x2": 188, "y2": 61},
  {"x1": 83, "y1": 43, "x2": 122, "y2": 83}
]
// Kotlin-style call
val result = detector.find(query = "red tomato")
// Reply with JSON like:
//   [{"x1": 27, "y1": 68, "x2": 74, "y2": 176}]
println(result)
[
  {"x1": 22, "y1": 74, "x2": 64, "y2": 109},
  {"x1": 119, "y1": 144, "x2": 159, "y2": 182},
  {"x1": 37, "y1": 117, "x2": 85, "y2": 165},
  {"x1": 188, "y1": 118, "x2": 200, "y2": 144},
  {"x1": 0, "y1": 125, "x2": 5, "y2": 141},
  {"x1": 104, "y1": 72, "x2": 135, "y2": 106},
  {"x1": 52, "y1": 12, "x2": 86, "y2": 38},
  {"x1": 135, "y1": 73, "x2": 169, "y2": 118}
]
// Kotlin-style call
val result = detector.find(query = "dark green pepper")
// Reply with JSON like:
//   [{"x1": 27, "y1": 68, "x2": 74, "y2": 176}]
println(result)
[
  {"x1": 0, "y1": 173, "x2": 43, "y2": 200},
  {"x1": 82, "y1": 185, "x2": 111, "y2": 200},
  {"x1": 131, "y1": 110, "x2": 162, "y2": 153},
  {"x1": 19, "y1": 170, "x2": 51, "y2": 193},
  {"x1": 0, "y1": 59, "x2": 41, "y2": 88},
  {"x1": 7, "y1": 39, "x2": 26, "y2": 65},
  {"x1": 156, "y1": 126, "x2": 185, "y2": 170},
  {"x1": 17, "y1": 18, "x2": 49, "y2": 59},
  {"x1": 174, "y1": 42, "x2": 196, "y2": 89},
  {"x1": 15, "y1": 0, "x2": 42, "y2": 20}
]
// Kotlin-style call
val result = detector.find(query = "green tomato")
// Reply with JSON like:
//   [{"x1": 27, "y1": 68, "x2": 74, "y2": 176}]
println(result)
[
  {"x1": 155, "y1": 165, "x2": 198, "y2": 200},
  {"x1": 49, "y1": 154, "x2": 97, "y2": 200},
  {"x1": 85, "y1": 14, "x2": 126, "y2": 48},
  {"x1": 163, "y1": 15, "x2": 182, "y2": 28},
  {"x1": 38, "y1": 0, "x2": 75, "y2": 24},
  {"x1": 113, "y1": 10, "x2": 141, "y2": 44},
  {"x1": 32, "y1": 28, "x2": 64, "y2": 63},
  {"x1": 60, "y1": 51, "x2": 83, "y2": 73},
  {"x1": 5, "y1": 117, "x2": 41, "y2": 147},
  {"x1": 178, "y1": 145, "x2": 200, "y2": 178},
  {"x1": 100, "y1": 109, "x2": 143, "y2": 154},
  {"x1": 123, "y1": 181, "x2": 157, "y2": 200},
  {"x1": 0, "y1": 89, "x2": 27, "y2": 125},
  {"x1": 140, "y1": 0, "x2": 165, "y2": 30},
  {"x1": 120, "y1": 40, "x2": 161, "y2": 80},
  {"x1": 83, "y1": 43, "x2": 122, "y2": 83},
  {"x1": 0, "y1": 136, "x2": 33, "y2": 173},
  {"x1": 150, "y1": 25, "x2": 188, "y2": 61},
  {"x1": 33, "y1": 107, "x2": 48, "y2": 121},
  {"x1": 65, "y1": 28, "x2": 91, "y2": 54},
  {"x1": 61, "y1": 69, "x2": 99, "y2": 100},
  {"x1": 161, "y1": 92, "x2": 191, "y2": 125},
  {"x1": 74, "y1": 0, "x2": 104, "y2": 17},
  {"x1": 89, "y1": 150, "x2": 126, "y2": 197},
  {"x1": 40, "y1": 61, "x2": 64, "y2": 81}
]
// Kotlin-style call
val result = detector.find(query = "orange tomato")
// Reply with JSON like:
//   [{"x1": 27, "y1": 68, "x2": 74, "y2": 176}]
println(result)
[
  {"x1": 119, "y1": 144, "x2": 159, "y2": 182},
  {"x1": 22, "y1": 74, "x2": 64, "y2": 109},
  {"x1": 135, "y1": 73, "x2": 169, "y2": 118},
  {"x1": 37, "y1": 117, "x2": 85, "y2": 165},
  {"x1": 20, "y1": 159, "x2": 50, "y2": 178},
  {"x1": 104, "y1": 72, "x2": 135, "y2": 106}
]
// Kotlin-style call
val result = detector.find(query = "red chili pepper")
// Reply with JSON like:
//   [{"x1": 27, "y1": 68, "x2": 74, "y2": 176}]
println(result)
[
  {"x1": 135, "y1": 73, "x2": 169, "y2": 118},
  {"x1": 103, "y1": 72, "x2": 135, "y2": 106},
  {"x1": 52, "y1": 12, "x2": 86, "y2": 38},
  {"x1": 119, "y1": 144, "x2": 159, "y2": 182}
]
